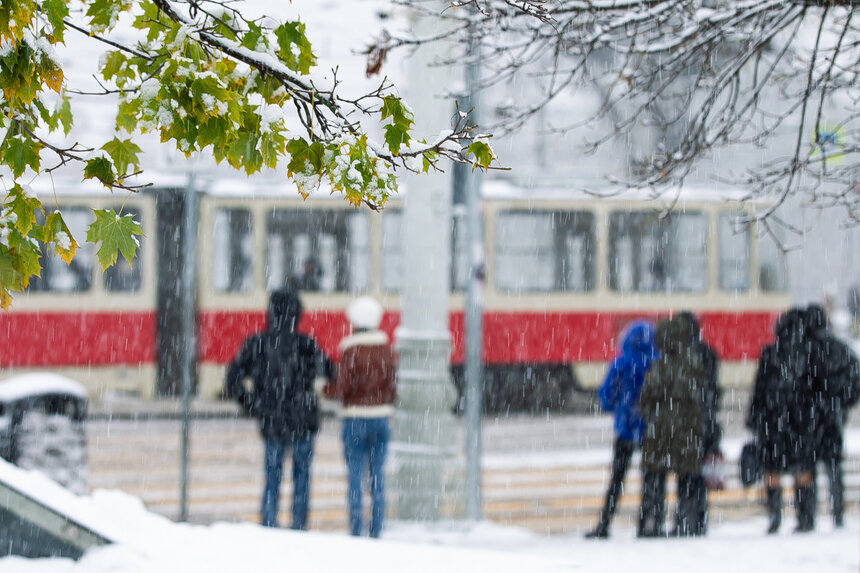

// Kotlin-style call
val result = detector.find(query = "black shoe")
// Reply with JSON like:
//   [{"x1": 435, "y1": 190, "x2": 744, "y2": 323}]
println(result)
[
  {"x1": 584, "y1": 527, "x2": 609, "y2": 539},
  {"x1": 834, "y1": 515, "x2": 844, "y2": 528},
  {"x1": 795, "y1": 485, "x2": 815, "y2": 533},
  {"x1": 766, "y1": 487, "x2": 782, "y2": 535}
]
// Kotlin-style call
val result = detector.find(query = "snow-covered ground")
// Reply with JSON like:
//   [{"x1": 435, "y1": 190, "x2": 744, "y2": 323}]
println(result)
[{"x1": 1, "y1": 457, "x2": 858, "y2": 573}]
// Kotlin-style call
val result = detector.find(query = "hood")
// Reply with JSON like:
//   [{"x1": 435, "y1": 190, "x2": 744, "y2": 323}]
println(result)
[
  {"x1": 655, "y1": 316, "x2": 688, "y2": 356},
  {"x1": 775, "y1": 307, "x2": 805, "y2": 342},
  {"x1": 619, "y1": 320, "x2": 657, "y2": 358},
  {"x1": 268, "y1": 288, "x2": 303, "y2": 332},
  {"x1": 804, "y1": 303, "x2": 829, "y2": 336},
  {"x1": 675, "y1": 311, "x2": 701, "y2": 341}
]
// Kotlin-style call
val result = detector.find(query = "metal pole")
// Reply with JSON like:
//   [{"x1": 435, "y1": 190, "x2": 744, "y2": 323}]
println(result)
[
  {"x1": 463, "y1": 13, "x2": 484, "y2": 522},
  {"x1": 179, "y1": 178, "x2": 198, "y2": 522}
]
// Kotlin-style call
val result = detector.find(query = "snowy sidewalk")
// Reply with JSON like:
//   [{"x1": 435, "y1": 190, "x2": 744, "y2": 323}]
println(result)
[{"x1": 83, "y1": 401, "x2": 860, "y2": 535}]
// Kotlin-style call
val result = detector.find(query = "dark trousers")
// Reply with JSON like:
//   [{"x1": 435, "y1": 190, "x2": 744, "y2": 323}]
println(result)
[
  {"x1": 674, "y1": 473, "x2": 701, "y2": 536},
  {"x1": 638, "y1": 470, "x2": 666, "y2": 537},
  {"x1": 674, "y1": 474, "x2": 707, "y2": 535},
  {"x1": 594, "y1": 438, "x2": 636, "y2": 532},
  {"x1": 261, "y1": 436, "x2": 314, "y2": 529},
  {"x1": 640, "y1": 471, "x2": 698, "y2": 537},
  {"x1": 818, "y1": 431, "x2": 845, "y2": 525}
]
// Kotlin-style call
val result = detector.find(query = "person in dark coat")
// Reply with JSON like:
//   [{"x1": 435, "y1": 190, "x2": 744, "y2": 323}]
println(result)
[
  {"x1": 805, "y1": 303, "x2": 860, "y2": 528},
  {"x1": 225, "y1": 287, "x2": 335, "y2": 529},
  {"x1": 637, "y1": 316, "x2": 704, "y2": 538},
  {"x1": 585, "y1": 319, "x2": 657, "y2": 539},
  {"x1": 746, "y1": 307, "x2": 817, "y2": 534},
  {"x1": 674, "y1": 311, "x2": 722, "y2": 536}
]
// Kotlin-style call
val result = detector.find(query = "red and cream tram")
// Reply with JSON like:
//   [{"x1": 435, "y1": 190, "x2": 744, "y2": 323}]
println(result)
[{"x1": 0, "y1": 179, "x2": 790, "y2": 411}]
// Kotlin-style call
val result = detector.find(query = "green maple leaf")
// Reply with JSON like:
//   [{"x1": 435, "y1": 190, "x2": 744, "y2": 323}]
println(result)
[
  {"x1": 0, "y1": 248, "x2": 20, "y2": 305},
  {"x1": 226, "y1": 131, "x2": 262, "y2": 173},
  {"x1": 380, "y1": 96, "x2": 413, "y2": 127},
  {"x1": 467, "y1": 140, "x2": 495, "y2": 170},
  {"x1": 240, "y1": 22, "x2": 264, "y2": 51},
  {"x1": 41, "y1": 211, "x2": 78, "y2": 264},
  {"x1": 274, "y1": 21, "x2": 315, "y2": 74},
  {"x1": 384, "y1": 123, "x2": 410, "y2": 155},
  {"x1": 259, "y1": 132, "x2": 285, "y2": 169},
  {"x1": 42, "y1": 0, "x2": 69, "y2": 41},
  {"x1": 100, "y1": 51, "x2": 131, "y2": 86},
  {"x1": 87, "y1": 208, "x2": 143, "y2": 269},
  {"x1": 101, "y1": 137, "x2": 142, "y2": 177},
  {"x1": 286, "y1": 137, "x2": 324, "y2": 175},
  {"x1": 83, "y1": 156, "x2": 116, "y2": 186},
  {"x1": 7, "y1": 231, "x2": 42, "y2": 287},
  {"x1": 8, "y1": 184, "x2": 41, "y2": 235},
  {"x1": 58, "y1": 95, "x2": 73, "y2": 134},
  {"x1": 87, "y1": 0, "x2": 131, "y2": 33},
  {"x1": 2, "y1": 135, "x2": 41, "y2": 177}
]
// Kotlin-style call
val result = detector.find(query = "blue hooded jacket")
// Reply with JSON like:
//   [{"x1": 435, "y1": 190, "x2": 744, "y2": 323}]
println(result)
[{"x1": 598, "y1": 320, "x2": 658, "y2": 443}]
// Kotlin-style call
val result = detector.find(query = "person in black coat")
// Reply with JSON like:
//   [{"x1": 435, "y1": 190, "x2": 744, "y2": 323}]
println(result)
[
  {"x1": 225, "y1": 287, "x2": 335, "y2": 529},
  {"x1": 674, "y1": 311, "x2": 722, "y2": 536},
  {"x1": 746, "y1": 307, "x2": 817, "y2": 534},
  {"x1": 805, "y1": 304, "x2": 860, "y2": 528}
]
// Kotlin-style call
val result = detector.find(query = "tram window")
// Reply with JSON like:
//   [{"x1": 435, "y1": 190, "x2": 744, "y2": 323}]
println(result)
[
  {"x1": 494, "y1": 211, "x2": 594, "y2": 292},
  {"x1": 380, "y1": 209, "x2": 468, "y2": 293},
  {"x1": 758, "y1": 229, "x2": 788, "y2": 292},
  {"x1": 381, "y1": 210, "x2": 402, "y2": 293},
  {"x1": 718, "y1": 212, "x2": 750, "y2": 291},
  {"x1": 212, "y1": 208, "x2": 254, "y2": 293},
  {"x1": 609, "y1": 211, "x2": 707, "y2": 293},
  {"x1": 103, "y1": 206, "x2": 143, "y2": 292},
  {"x1": 265, "y1": 209, "x2": 369, "y2": 293},
  {"x1": 28, "y1": 207, "x2": 94, "y2": 293}
]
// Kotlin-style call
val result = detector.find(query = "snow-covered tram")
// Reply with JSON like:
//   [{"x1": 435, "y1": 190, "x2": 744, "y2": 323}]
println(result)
[{"x1": 0, "y1": 179, "x2": 790, "y2": 411}]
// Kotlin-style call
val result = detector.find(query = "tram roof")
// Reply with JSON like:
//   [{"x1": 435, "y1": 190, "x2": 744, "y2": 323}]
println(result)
[
  {"x1": 25, "y1": 170, "x2": 764, "y2": 207},
  {"x1": 196, "y1": 172, "x2": 764, "y2": 205}
]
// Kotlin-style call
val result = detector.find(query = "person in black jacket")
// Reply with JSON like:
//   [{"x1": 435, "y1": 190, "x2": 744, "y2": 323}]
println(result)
[
  {"x1": 747, "y1": 307, "x2": 817, "y2": 534},
  {"x1": 805, "y1": 304, "x2": 860, "y2": 528},
  {"x1": 674, "y1": 311, "x2": 722, "y2": 536},
  {"x1": 225, "y1": 288, "x2": 334, "y2": 529}
]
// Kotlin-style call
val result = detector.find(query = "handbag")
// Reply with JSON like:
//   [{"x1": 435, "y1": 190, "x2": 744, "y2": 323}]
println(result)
[{"x1": 739, "y1": 441, "x2": 761, "y2": 487}]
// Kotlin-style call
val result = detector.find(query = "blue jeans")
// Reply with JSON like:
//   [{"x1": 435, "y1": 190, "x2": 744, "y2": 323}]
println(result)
[
  {"x1": 261, "y1": 436, "x2": 313, "y2": 529},
  {"x1": 342, "y1": 417, "x2": 390, "y2": 537}
]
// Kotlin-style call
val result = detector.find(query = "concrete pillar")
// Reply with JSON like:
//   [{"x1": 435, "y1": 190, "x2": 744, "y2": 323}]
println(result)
[{"x1": 390, "y1": 0, "x2": 460, "y2": 521}]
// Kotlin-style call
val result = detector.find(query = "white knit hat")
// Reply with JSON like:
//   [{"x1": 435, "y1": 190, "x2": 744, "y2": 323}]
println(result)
[{"x1": 347, "y1": 296, "x2": 383, "y2": 329}]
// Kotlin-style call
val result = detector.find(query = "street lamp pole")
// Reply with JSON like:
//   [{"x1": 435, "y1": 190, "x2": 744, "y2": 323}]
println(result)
[
  {"x1": 463, "y1": 12, "x2": 484, "y2": 522},
  {"x1": 178, "y1": 176, "x2": 198, "y2": 523}
]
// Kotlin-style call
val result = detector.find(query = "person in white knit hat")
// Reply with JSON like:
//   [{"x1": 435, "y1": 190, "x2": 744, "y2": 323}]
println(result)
[{"x1": 324, "y1": 296, "x2": 397, "y2": 537}]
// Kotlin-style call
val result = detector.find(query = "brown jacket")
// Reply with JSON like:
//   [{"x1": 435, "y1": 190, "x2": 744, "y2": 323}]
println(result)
[{"x1": 324, "y1": 330, "x2": 397, "y2": 417}]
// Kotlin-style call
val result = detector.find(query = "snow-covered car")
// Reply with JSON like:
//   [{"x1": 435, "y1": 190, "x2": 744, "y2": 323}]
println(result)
[{"x1": 0, "y1": 373, "x2": 89, "y2": 494}]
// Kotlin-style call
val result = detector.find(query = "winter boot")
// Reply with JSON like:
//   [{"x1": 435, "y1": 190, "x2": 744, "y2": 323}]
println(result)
[
  {"x1": 765, "y1": 487, "x2": 782, "y2": 535},
  {"x1": 584, "y1": 522, "x2": 609, "y2": 539},
  {"x1": 827, "y1": 462, "x2": 845, "y2": 528},
  {"x1": 638, "y1": 472, "x2": 666, "y2": 538},
  {"x1": 794, "y1": 485, "x2": 815, "y2": 533}
]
